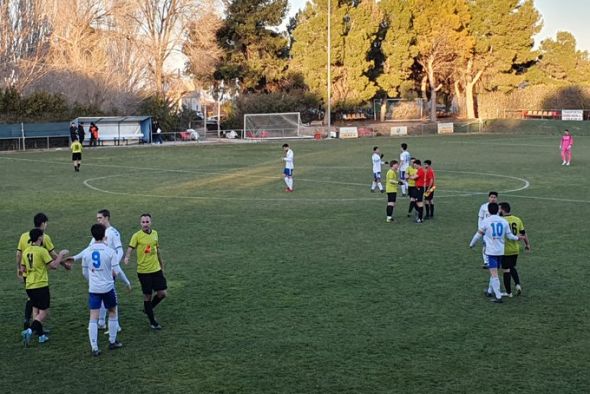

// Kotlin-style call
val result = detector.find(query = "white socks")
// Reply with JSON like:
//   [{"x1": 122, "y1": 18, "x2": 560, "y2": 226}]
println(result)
[
  {"x1": 98, "y1": 304, "x2": 107, "y2": 327},
  {"x1": 89, "y1": 319, "x2": 98, "y2": 351},
  {"x1": 108, "y1": 318, "x2": 119, "y2": 344},
  {"x1": 491, "y1": 277, "x2": 502, "y2": 299}
]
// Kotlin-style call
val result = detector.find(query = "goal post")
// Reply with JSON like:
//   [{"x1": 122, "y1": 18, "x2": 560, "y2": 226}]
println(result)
[{"x1": 243, "y1": 112, "x2": 302, "y2": 139}]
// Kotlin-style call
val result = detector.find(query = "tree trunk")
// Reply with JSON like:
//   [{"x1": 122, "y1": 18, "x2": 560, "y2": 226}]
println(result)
[
  {"x1": 465, "y1": 81, "x2": 476, "y2": 119},
  {"x1": 427, "y1": 59, "x2": 437, "y2": 122}
]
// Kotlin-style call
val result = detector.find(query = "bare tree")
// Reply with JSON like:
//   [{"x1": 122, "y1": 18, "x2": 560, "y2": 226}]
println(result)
[
  {"x1": 0, "y1": 0, "x2": 51, "y2": 91},
  {"x1": 124, "y1": 0, "x2": 201, "y2": 98},
  {"x1": 183, "y1": 1, "x2": 223, "y2": 88}
]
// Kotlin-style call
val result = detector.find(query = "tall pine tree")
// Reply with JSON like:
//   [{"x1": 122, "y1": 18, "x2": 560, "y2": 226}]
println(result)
[
  {"x1": 216, "y1": 0, "x2": 289, "y2": 92},
  {"x1": 290, "y1": 0, "x2": 379, "y2": 112}
]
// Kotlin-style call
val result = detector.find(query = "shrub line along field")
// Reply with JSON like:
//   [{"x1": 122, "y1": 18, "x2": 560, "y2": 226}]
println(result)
[{"x1": 1, "y1": 129, "x2": 589, "y2": 393}]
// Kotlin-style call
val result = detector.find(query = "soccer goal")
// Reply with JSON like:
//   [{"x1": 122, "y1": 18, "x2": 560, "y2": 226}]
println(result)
[{"x1": 243, "y1": 112, "x2": 303, "y2": 140}]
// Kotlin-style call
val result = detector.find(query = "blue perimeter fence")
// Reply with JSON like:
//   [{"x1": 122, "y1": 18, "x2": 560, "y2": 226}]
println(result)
[{"x1": 0, "y1": 122, "x2": 69, "y2": 151}]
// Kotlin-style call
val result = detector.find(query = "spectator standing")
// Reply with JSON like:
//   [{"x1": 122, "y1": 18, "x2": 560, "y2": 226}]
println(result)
[
  {"x1": 69, "y1": 123, "x2": 78, "y2": 141},
  {"x1": 89, "y1": 122, "x2": 99, "y2": 147},
  {"x1": 77, "y1": 123, "x2": 85, "y2": 144}
]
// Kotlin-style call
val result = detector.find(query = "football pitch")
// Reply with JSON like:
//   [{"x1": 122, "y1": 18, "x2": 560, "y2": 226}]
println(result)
[{"x1": 1, "y1": 130, "x2": 589, "y2": 393}]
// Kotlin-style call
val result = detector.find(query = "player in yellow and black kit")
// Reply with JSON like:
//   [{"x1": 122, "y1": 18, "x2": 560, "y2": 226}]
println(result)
[
  {"x1": 499, "y1": 202, "x2": 530, "y2": 297},
  {"x1": 385, "y1": 160, "x2": 401, "y2": 222},
  {"x1": 124, "y1": 213, "x2": 167, "y2": 329},
  {"x1": 71, "y1": 138, "x2": 83, "y2": 172},
  {"x1": 16, "y1": 213, "x2": 58, "y2": 331},
  {"x1": 405, "y1": 158, "x2": 417, "y2": 217},
  {"x1": 20, "y1": 228, "x2": 68, "y2": 346}
]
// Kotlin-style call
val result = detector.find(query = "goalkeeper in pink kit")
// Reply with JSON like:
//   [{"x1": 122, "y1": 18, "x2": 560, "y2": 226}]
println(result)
[{"x1": 560, "y1": 129, "x2": 574, "y2": 166}]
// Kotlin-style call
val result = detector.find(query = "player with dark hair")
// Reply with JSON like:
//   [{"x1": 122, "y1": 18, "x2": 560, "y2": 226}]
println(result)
[
  {"x1": 282, "y1": 144, "x2": 294, "y2": 192},
  {"x1": 92, "y1": 209, "x2": 129, "y2": 333},
  {"x1": 399, "y1": 143, "x2": 411, "y2": 196},
  {"x1": 423, "y1": 160, "x2": 436, "y2": 219},
  {"x1": 478, "y1": 192, "x2": 498, "y2": 268},
  {"x1": 370, "y1": 146, "x2": 385, "y2": 193},
  {"x1": 69, "y1": 224, "x2": 129, "y2": 356},
  {"x1": 71, "y1": 138, "x2": 83, "y2": 172},
  {"x1": 385, "y1": 160, "x2": 400, "y2": 222},
  {"x1": 469, "y1": 203, "x2": 521, "y2": 303},
  {"x1": 406, "y1": 158, "x2": 417, "y2": 217},
  {"x1": 499, "y1": 202, "x2": 531, "y2": 297},
  {"x1": 20, "y1": 229, "x2": 69, "y2": 346},
  {"x1": 409, "y1": 159, "x2": 426, "y2": 223},
  {"x1": 16, "y1": 213, "x2": 60, "y2": 331},
  {"x1": 124, "y1": 213, "x2": 167, "y2": 329}
]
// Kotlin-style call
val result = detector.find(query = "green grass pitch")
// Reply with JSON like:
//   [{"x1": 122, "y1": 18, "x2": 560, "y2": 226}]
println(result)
[{"x1": 1, "y1": 130, "x2": 589, "y2": 393}]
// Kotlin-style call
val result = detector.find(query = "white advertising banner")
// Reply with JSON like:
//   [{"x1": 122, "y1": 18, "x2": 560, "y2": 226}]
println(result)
[
  {"x1": 561, "y1": 110, "x2": 583, "y2": 121},
  {"x1": 339, "y1": 127, "x2": 359, "y2": 139},
  {"x1": 437, "y1": 123, "x2": 454, "y2": 134},
  {"x1": 390, "y1": 126, "x2": 408, "y2": 136}
]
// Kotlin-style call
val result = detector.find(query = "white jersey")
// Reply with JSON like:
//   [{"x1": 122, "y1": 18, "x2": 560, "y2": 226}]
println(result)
[
  {"x1": 400, "y1": 151, "x2": 411, "y2": 171},
  {"x1": 283, "y1": 149, "x2": 294, "y2": 169},
  {"x1": 372, "y1": 153, "x2": 382, "y2": 173},
  {"x1": 74, "y1": 243, "x2": 118, "y2": 294},
  {"x1": 478, "y1": 215, "x2": 519, "y2": 256},
  {"x1": 478, "y1": 202, "x2": 490, "y2": 228},
  {"x1": 89, "y1": 226, "x2": 123, "y2": 264}
]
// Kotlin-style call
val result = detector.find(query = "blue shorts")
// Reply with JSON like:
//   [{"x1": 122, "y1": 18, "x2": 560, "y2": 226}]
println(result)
[
  {"x1": 373, "y1": 172, "x2": 381, "y2": 181},
  {"x1": 399, "y1": 170, "x2": 406, "y2": 180},
  {"x1": 487, "y1": 255, "x2": 502, "y2": 269},
  {"x1": 283, "y1": 168, "x2": 293, "y2": 177},
  {"x1": 88, "y1": 288, "x2": 117, "y2": 310}
]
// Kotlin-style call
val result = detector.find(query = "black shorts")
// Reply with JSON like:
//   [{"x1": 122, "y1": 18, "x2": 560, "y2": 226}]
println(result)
[
  {"x1": 501, "y1": 255, "x2": 518, "y2": 269},
  {"x1": 26, "y1": 286, "x2": 50, "y2": 310},
  {"x1": 425, "y1": 190, "x2": 435, "y2": 201},
  {"x1": 138, "y1": 270, "x2": 168, "y2": 295},
  {"x1": 72, "y1": 153, "x2": 82, "y2": 161},
  {"x1": 387, "y1": 192, "x2": 397, "y2": 203},
  {"x1": 408, "y1": 186, "x2": 417, "y2": 199},
  {"x1": 415, "y1": 187, "x2": 425, "y2": 202}
]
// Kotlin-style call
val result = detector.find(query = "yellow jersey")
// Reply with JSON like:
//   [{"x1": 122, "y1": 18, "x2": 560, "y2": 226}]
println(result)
[
  {"x1": 21, "y1": 245, "x2": 53, "y2": 289},
  {"x1": 385, "y1": 169, "x2": 398, "y2": 193},
  {"x1": 129, "y1": 229, "x2": 161, "y2": 273},
  {"x1": 17, "y1": 231, "x2": 55, "y2": 277},
  {"x1": 503, "y1": 215, "x2": 525, "y2": 256},
  {"x1": 71, "y1": 141, "x2": 82, "y2": 153},
  {"x1": 406, "y1": 166, "x2": 417, "y2": 187}
]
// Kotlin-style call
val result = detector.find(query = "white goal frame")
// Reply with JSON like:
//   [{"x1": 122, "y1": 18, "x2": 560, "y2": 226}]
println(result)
[{"x1": 243, "y1": 112, "x2": 302, "y2": 140}]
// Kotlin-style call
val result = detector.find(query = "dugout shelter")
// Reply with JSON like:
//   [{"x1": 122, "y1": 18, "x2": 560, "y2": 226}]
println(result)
[{"x1": 73, "y1": 116, "x2": 152, "y2": 145}]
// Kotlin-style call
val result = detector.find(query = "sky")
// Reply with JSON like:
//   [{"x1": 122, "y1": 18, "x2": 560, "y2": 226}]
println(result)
[{"x1": 286, "y1": 0, "x2": 590, "y2": 52}]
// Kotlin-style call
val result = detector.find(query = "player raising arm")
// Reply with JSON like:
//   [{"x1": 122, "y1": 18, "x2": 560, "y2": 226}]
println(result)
[
  {"x1": 69, "y1": 224, "x2": 130, "y2": 356},
  {"x1": 20, "y1": 229, "x2": 69, "y2": 347}
]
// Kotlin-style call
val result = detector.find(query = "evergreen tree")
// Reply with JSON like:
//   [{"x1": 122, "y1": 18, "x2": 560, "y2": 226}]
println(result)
[
  {"x1": 410, "y1": 0, "x2": 472, "y2": 121},
  {"x1": 459, "y1": 0, "x2": 540, "y2": 118},
  {"x1": 216, "y1": 0, "x2": 289, "y2": 92},
  {"x1": 290, "y1": 0, "x2": 379, "y2": 112},
  {"x1": 376, "y1": 0, "x2": 416, "y2": 100},
  {"x1": 531, "y1": 31, "x2": 590, "y2": 85}
]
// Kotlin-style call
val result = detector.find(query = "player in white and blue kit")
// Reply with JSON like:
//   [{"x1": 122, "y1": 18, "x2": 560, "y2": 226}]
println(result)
[
  {"x1": 477, "y1": 192, "x2": 498, "y2": 268},
  {"x1": 469, "y1": 202, "x2": 520, "y2": 303},
  {"x1": 282, "y1": 143, "x2": 294, "y2": 192},
  {"x1": 71, "y1": 224, "x2": 131, "y2": 356},
  {"x1": 371, "y1": 146, "x2": 384, "y2": 193},
  {"x1": 92, "y1": 209, "x2": 129, "y2": 332},
  {"x1": 399, "y1": 143, "x2": 411, "y2": 196}
]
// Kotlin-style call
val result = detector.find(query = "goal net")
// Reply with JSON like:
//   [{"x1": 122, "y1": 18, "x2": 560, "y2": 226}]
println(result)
[
  {"x1": 373, "y1": 99, "x2": 424, "y2": 121},
  {"x1": 243, "y1": 112, "x2": 301, "y2": 139}
]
